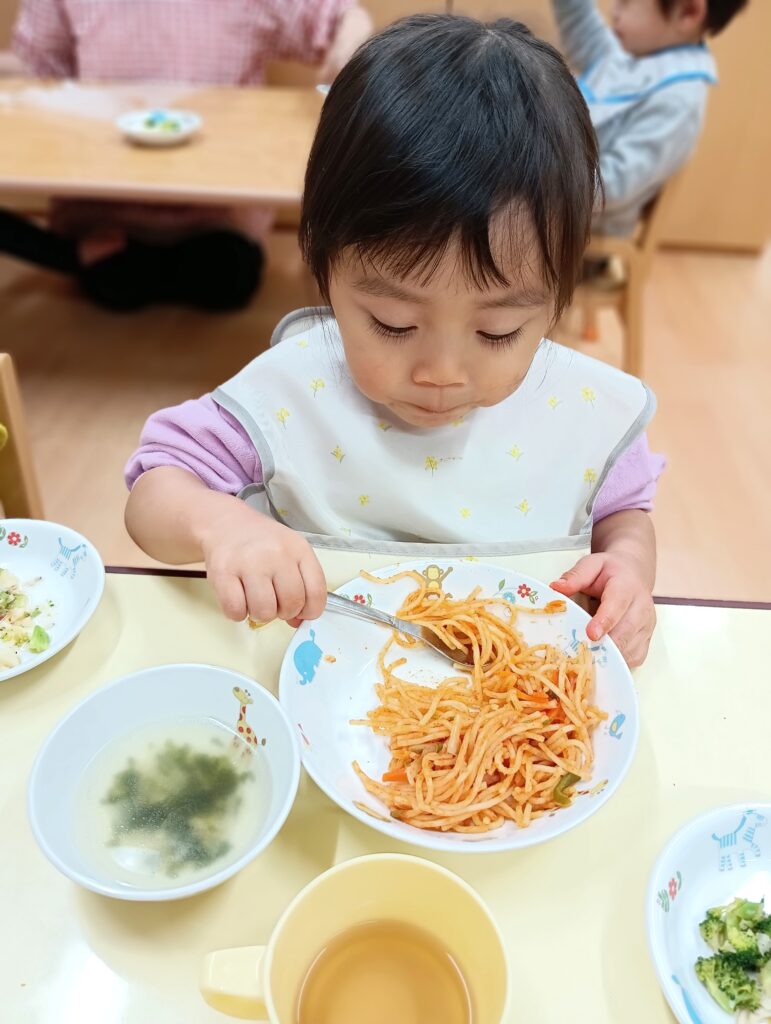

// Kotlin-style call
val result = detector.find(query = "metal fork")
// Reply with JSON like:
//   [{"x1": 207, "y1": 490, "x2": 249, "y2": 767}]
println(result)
[{"x1": 325, "y1": 592, "x2": 475, "y2": 667}]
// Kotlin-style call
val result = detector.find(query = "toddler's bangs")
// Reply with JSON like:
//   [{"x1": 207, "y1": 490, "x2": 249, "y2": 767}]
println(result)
[{"x1": 300, "y1": 14, "x2": 600, "y2": 320}]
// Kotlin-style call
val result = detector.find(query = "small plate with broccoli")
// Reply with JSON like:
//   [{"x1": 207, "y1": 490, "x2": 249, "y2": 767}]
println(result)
[
  {"x1": 117, "y1": 108, "x2": 202, "y2": 147},
  {"x1": 648, "y1": 803, "x2": 771, "y2": 1024},
  {"x1": 0, "y1": 519, "x2": 104, "y2": 682}
]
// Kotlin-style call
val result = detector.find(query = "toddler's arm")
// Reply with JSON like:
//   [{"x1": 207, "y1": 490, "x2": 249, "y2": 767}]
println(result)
[
  {"x1": 550, "y1": 0, "x2": 619, "y2": 74},
  {"x1": 551, "y1": 433, "x2": 662, "y2": 667},
  {"x1": 12, "y1": 0, "x2": 77, "y2": 78},
  {"x1": 274, "y1": 1, "x2": 371, "y2": 79},
  {"x1": 125, "y1": 397, "x2": 326, "y2": 625},
  {"x1": 599, "y1": 91, "x2": 702, "y2": 220},
  {"x1": 318, "y1": 5, "x2": 373, "y2": 82}
]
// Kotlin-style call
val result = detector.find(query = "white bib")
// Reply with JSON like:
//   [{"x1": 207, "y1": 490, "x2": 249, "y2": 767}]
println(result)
[{"x1": 214, "y1": 308, "x2": 654, "y2": 558}]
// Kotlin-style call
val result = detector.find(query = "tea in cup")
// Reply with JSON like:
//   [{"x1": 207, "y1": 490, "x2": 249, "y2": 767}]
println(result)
[{"x1": 200, "y1": 853, "x2": 508, "y2": 1023}]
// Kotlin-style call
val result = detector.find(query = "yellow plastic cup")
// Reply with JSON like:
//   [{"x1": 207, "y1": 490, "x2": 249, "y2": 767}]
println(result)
[{"x1": 200, "y1": 853, "x2": 509, "y2": 1023}]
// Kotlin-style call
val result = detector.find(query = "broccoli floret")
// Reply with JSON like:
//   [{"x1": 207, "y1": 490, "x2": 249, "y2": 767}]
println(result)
[
  {"x1": 757, "y1": 916, "x2": 771, "y2": 937},
  {"x1": 702, "y1": 899, "x2": 767, "y2": 967},
  {"x1": 729, "y1": 898, "x2": 766, "y2": 926},
  {"x1": 726, "y1": 901, "x2": 764, "y2": 968},
  {"x1": 700, "y1": 914, "x2": 727, "y2": 952},
  {"x1": 695, "y1": 955, "x2": 760, "y2": 1013},
  {"x1": 706, "y1": 898, "x2": 765, "y2": 926}
]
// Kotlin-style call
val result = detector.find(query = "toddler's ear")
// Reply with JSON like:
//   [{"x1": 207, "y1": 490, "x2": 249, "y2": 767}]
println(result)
[{"x1": 676, "y1": 0, "x2": 708, "y2": 35}]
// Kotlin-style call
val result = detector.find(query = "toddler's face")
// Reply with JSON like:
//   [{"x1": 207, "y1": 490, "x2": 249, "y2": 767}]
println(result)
[
  {"x1": 328, "y1": 238, "x2": 551, "y2": 430},
  {"x1": 611, "y1": 0, "x2": 702, "y2": 56}
]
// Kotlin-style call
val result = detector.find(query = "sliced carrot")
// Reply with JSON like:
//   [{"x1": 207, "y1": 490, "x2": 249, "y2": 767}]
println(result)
[
  {"x1": 382, "y1": 769, "x2": 409, "y2": 783},
  {"x1": 512, "y1": 690, "x2": 551, "y2": 705}
]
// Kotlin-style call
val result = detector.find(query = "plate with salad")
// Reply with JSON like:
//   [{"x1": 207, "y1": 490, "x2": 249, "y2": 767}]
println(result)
[
  {"x1": 648, "y1": 803, "x2": 771, "y2": 1024},
  {"x1": 0, "y1": 520, "x2": 104, "y2": 682}
]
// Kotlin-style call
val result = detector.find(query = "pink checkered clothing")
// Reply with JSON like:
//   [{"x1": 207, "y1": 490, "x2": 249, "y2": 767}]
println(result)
[
  {"x1": 12, "y1": 0, "x2": 355, "y2": 84},
  {"x1": 12, "y1": 0, "x2": 355, "y2": 241}
]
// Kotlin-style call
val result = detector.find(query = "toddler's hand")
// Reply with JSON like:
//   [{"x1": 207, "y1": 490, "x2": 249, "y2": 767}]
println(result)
[
  {"x1": 550, "y1": 553, "x2": 656, "y2": 667},
  {"x1": 200, "y1": 504, "x2": 326, "y2": 626},
  {"x1": 317, "y1": 6, "x2": 372, "y2": 83}
]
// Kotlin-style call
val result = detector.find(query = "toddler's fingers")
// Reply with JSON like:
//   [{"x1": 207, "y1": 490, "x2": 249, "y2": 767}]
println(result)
[
  {"x1": 609, "y1": 599, "x2": 656, "y2": 667},
  {"x1": 211, "y1": 572, "x2": 248, "y2": 622},
  {"x1": 587, "y1": 576, "x2": 634, "y2": 641},
  {"x1": 299, "y1": 552, "x2": 327, "y2": 620},
  {"x1": 243, "y1": 575, "x2": 278, "y2": 624},
  {"x1": 550, "y1": 554, "x2": 605, "y2": 597},
  {"x1": 614, "y1": 622, "x2": 653, "y2": 668},
  {"x1": 272, "y1": 567, "x2": 307, "y2": 622}
]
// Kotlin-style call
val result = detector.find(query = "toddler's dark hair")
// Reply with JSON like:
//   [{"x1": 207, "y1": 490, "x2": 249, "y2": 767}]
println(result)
[
  {"x1": 658, "y1": 0, "x2": 748, "y2": 34},
  {"x1": 300, "y1": 15, "x2": 600, "y2": 322}
]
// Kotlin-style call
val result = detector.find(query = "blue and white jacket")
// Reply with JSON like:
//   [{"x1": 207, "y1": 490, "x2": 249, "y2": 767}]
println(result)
[{"x1": 552, "y1": 1, "x2": 718, "y2": 236}]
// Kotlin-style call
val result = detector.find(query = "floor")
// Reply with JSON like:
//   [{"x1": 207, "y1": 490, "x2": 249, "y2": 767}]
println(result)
[{"x1": 1, "y1": 236, "x2": 769, "y2": 601}]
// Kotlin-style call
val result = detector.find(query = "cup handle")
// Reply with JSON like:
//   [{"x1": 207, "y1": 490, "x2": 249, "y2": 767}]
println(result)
[{"x1": 200, "y1": 945, "x2": 268, "y2": 1021}]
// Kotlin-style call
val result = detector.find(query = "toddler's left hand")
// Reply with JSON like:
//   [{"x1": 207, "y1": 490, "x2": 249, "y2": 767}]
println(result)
[{"x1": 550, "y1": 553, "x2": 656, "y2": 668}]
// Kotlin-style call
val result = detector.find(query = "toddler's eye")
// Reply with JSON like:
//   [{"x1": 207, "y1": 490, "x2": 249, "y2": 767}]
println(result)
[
  {"x1": 477, "y1": 327, "x2": 524, "y2": 349},
  {"x1": 368, "y1": 316, "x2": 416, "y2": 340}
]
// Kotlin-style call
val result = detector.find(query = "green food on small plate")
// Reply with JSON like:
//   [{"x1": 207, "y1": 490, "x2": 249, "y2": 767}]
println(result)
[
  {"x1": 0, "y1": 569, "x2": 53, "y2": 668},
  {"x1": 694, "y1": 898, "x2": 771, "y2": 1018},
  {"x1": 28, "y1": 625, "x2": 50, "y2": 653}
]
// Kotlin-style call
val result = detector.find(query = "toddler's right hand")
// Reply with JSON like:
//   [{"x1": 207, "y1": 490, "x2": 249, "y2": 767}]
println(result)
[{"x1": 199, "y1": 504, "x2": 327, "y2": 626}]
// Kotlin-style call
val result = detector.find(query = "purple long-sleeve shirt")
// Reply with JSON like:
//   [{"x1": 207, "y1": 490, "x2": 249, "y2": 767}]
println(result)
[{"x1": 125, "y1": 394, "x2": 664, "y2": 521}]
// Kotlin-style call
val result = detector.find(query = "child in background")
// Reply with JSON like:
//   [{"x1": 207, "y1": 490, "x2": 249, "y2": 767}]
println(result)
[
  {"x1": 125, "y1": 15, "x2": 665, "y2": 666},
  {"x1": 551, "y1": 0, "x2": 748, "y2": 237},
  {"x1": 1, "y1": 0, "x2": 371, "y2": 311}
]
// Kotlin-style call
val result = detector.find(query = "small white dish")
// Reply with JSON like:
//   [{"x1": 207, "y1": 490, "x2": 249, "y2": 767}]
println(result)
[
  {"x1": 647, "y1": 803, "x2": 771, "y2": 1024},
  {"x1": 279, "y1": 559, "x2": 639, "y2": 854},
  {"x1": 0, "y1": 519, "x2": 104, "y2": 682},
  {"x1": 117, "y1": 108, "x2": 201, "y2": 147},
  {"x1": 29, "y1": 663, "x2": 301, "y2": 901}
]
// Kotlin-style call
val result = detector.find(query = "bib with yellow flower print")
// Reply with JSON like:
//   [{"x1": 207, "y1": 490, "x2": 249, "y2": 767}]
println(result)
[{"x1": 214, "y1": 308, "x2": 655, "y2": 557}]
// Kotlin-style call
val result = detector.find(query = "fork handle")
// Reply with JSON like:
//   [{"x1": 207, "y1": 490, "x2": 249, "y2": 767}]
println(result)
[{"x1": 325, "y1": 592, "x2": 417, "y2": 635}]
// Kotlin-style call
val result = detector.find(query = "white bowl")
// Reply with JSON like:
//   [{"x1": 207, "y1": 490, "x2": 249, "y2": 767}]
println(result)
[
  {"x1": 279, "y1": 559, "x2": 639, "y2": 854},
  {"x1": 29, "y1": 664, "x2": 301, "y2": 901},
  {"x1": 117, "y1": 108, "x2": 201, "y2": 147},
  {"x1": 0, "y1": 519, "x2": 104, "y2": 682},
  {"x1": 647, "y1": 802, "x2": 771, "y2": 1024}
]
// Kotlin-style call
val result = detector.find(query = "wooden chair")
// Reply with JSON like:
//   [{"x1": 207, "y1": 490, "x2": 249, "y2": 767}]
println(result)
[
  {"x1": 0, "y1": 353, "x2": 44, "y2": 518},
  {"x1": 573, "y1": 171, "x2": 684, "y2": 377}
]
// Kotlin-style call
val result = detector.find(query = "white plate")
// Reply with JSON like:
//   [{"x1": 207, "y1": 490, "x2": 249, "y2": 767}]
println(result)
[
  {"x1": 0, "y1": 519, "x2": 104, "y2": 682},
  {"x1": 29, "y1": 663, "x2": 302, "y2": 901},
  {"x1": 116, "y1": 108, "x2": 201, "y2": 147},
  {"x1": 279, "y1": 559, "x2": 638, "y2": 854},
  {"x1": 647, "y1": 803, "x2": 771, "y2": 1024}
]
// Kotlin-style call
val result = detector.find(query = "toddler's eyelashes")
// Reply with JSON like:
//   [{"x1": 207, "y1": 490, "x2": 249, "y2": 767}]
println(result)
[
  {"x1": 368, "y1": 316, "x2": 415, "y2": 340},
  {"x1": 367, "y1": 316, "x2": 524, "y2": 349},
  {"x1": 477, "y1": 327, "x2": 524, "y2": 349}
]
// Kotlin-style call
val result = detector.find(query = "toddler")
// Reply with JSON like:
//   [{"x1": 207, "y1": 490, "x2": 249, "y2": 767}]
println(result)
[{"x1": 126, "y1": 15, "x2": 665, "y2": 666}]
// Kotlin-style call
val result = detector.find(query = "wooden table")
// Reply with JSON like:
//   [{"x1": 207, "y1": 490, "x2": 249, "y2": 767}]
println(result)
[
  {"x1": 0, "y1": 79, "x2": 323, "y2": 206},
  {"x1": 1, "y1": 553, "x2": 767, "y2": 1024}
]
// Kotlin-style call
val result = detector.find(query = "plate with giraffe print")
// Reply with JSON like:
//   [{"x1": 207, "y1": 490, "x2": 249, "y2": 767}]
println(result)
[
  {"x1": 647, "y1": 802, "x2": 771, "y2": 1024},
  {"x1": 0, "y1": 518, "x2": 105, "y2": 683},
  {"x1": 279, "y1": 558, "x2": 638, "y2": 854}
]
